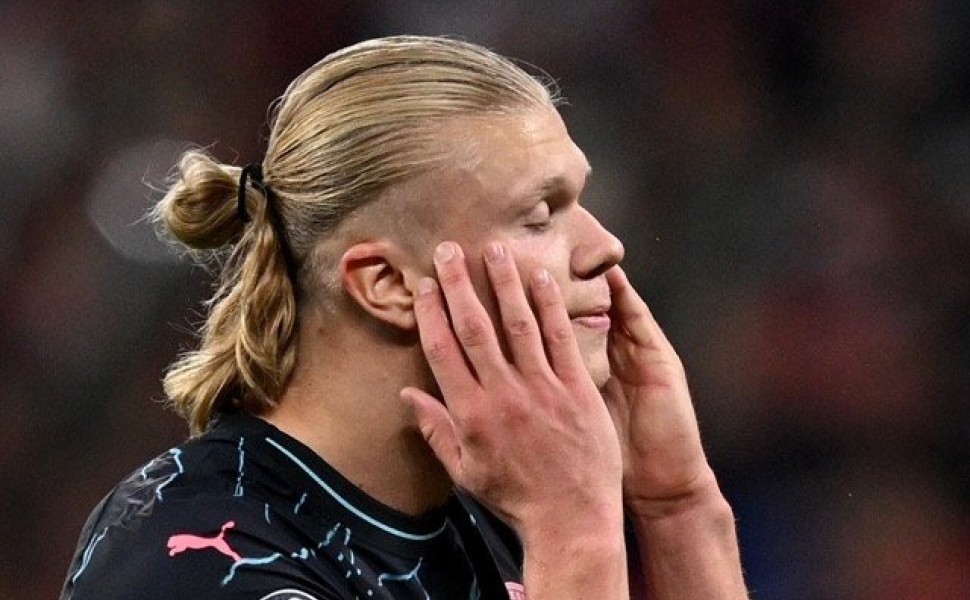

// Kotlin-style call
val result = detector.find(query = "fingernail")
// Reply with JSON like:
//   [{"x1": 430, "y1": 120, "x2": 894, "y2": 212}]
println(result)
[
  {"x1": 435, "y1": 242, "x2": 455, "y2": 263},
  {"x1": 485, "y1": 242, "x2": 505, "y2": 263},
  {"x1": 534, "y1": 269, "x2": 550, "y2": 286},
  {"x1": 418, "y1": 277, "x2": 436, "y2": 295}
]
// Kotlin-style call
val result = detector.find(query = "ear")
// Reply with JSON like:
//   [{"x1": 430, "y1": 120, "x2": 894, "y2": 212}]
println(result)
[{"x1": 339, "y1": 241, "x2": 418, "y2": 331}]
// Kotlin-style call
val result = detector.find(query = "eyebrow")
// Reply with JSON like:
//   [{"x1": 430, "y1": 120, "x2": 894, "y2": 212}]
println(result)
[{"x1": 528, "y1": 165, "x2": 592, "y2": 202}]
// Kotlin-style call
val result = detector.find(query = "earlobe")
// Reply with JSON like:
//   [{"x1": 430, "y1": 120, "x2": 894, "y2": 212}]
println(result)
[{"x1": 339, "y1": 242, "x2": 417, "y2": 331}]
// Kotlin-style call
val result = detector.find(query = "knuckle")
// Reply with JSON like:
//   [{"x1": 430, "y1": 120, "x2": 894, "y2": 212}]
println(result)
[
  {"x1": 545, "y1": 323, "x2": 573, "y2": 345},
  {"x1": 459, "y1": 412, "x2": 489, "y2": 440},
  {"x1": 504, "y1": 315, "x2": 536, "y2": 339},
  {"x1": 422, "y1": 338, "x2": 450, "y2": 364},
  {"x1": 455, "y1": 315, "x2": 491, "y2": 347},
  {"x1": 498, "y1": 397, "x2": 530, "y2": 425},
  {"x1": 438, "y1": 268, "x2": 468, "y2": 287}
]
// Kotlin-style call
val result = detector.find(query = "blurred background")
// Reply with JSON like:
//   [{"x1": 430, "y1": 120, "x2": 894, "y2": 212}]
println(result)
[{"x1": 2, "y1": 1, "x2": 968, "y2": 598}]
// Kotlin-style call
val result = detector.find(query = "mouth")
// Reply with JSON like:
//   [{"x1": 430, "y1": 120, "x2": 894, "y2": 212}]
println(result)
[{"x1": 570, "y1": 305, "x2": 611, "y2": 331}]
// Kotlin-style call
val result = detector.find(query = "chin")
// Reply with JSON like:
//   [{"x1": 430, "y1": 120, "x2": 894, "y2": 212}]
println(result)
[
  {"x1": 576, "y1": 331, "x2": 611, "y2": 389},
  {"x1": 581, "y1": 351, "x2": 612, "y2": 389},
  {"x1": 590, "y1": 366, "x2": 612, "y2": 390},
  {"x1": 574, "y1": 331, "x2": 610, "y2": 388}
]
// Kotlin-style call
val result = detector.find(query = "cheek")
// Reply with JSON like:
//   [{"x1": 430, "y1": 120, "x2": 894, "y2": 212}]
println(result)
[
  {"x1": 507, "y1": 235, "x2": 570, "y2": 283},
  {"x1": 462, "y1": 236, "x2": 560, "y2": 328},
  {"x1": 460, "y1": 233, "x2": 570, "y2": 321}
]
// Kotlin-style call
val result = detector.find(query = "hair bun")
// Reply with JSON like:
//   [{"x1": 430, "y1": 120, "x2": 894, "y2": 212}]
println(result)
[{"x1": 153, "y1": 150, "x2": 247, "y2": 250}]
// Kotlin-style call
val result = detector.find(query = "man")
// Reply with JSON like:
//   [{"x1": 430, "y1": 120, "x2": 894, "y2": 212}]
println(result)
[{"x1": 61, "y1": 36, "x2": 747, "y2": 599}]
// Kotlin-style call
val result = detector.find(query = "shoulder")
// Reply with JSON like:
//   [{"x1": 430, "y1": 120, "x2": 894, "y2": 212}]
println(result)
[
  {"x1": 59, "y1": 434, "x2": 351, "y2": 600},
  {"x1": 61, "y1": 492, "x2": 347, "y2": 599}
]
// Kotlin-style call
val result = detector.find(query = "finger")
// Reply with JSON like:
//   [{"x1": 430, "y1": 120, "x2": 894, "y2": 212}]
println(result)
[
  {"x1": 433, "y1": 241, "x2": 509, "y2": 383},
  {"x1": 412, "y1": 276, "x2": 481, "y2": 405},
  {"x1": 400, "y1": 387, "x2": 462, "y2": 479},
  {"x1": 605, "y1": 266, "x2": 669, "y2": 347},
  {"x1": 529, "y1": 268, "x2": 587, "y2": 381},
  {"x1": 483, "y1": 242, "x2": 548, "y2": 375}
]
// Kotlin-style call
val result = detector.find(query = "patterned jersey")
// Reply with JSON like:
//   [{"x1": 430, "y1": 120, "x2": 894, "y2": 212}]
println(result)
[{"x1": 60, "y1": 412, "x2": 524, "y2": 599}]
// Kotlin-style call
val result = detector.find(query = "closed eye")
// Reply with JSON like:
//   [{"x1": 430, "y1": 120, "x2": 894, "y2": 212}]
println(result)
[{"x1": 523, "y1": 201, "x2": 552, "y2": 233}]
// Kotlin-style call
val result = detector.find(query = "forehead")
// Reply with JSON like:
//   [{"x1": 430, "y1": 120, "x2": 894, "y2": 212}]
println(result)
[{"x1": 428, "y1": 107, "x2": 590, "y2": 219}]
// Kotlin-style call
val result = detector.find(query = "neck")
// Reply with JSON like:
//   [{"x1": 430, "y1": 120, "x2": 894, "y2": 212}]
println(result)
[{"x1": 261, "y1": 307, "x2": 452, "y2": 516}]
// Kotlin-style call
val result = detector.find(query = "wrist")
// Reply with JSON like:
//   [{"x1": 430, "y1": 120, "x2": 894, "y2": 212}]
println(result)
[
  {"x1": 626, "y1": 466, "x2": 727, "y2": 521},
  {"x1": 520, "y1": 507, "x2": 629, "y2": 600},
  {"x1": 631, "y1": 488, "x2": 736, "y2": 544},
  {"x1": 628, "y1": 472, "x2": 739, "y2": 569},
  {"x1": 628, "y1": 477, "x2": 748, "y2": 600},
  {"x1": 517, "y1": 492, "x2": 625, "y2": 552}
]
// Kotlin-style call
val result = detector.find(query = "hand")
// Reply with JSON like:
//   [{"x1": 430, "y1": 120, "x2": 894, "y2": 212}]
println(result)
[
  {"x1": 602, "y1": 266, "x2": 719, "y2": 517},
  {"x1": 400, "y1": 241, "x2": 624, "y2": 538}
]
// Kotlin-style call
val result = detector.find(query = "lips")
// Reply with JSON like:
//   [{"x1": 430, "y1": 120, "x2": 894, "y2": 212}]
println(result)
[{"x1": 570, "y1": 305, "x2": 611, "y2": 331}]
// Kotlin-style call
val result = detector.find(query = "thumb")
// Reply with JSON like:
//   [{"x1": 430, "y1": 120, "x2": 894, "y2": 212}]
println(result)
[{"x1": 400, "y1": 387, "x2": 461, "y2": 478}]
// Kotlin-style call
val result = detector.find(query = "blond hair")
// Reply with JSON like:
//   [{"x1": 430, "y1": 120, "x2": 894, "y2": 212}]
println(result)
[{"x1": 153, "y1": 36, "x2": 557, "y2": 434}]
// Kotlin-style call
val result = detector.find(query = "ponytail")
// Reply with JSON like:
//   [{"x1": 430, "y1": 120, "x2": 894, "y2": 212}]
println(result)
[{"x1": 152, "y1": 150, "x2": 297, "y2": 434}]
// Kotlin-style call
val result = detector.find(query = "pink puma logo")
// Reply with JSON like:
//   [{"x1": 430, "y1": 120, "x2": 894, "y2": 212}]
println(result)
[
  {"x1": 167, "y1": 520, "x2": 242, "y2": 563},
  {"x1": 505, "y1": 582, "x2": 527, "y2": 600}
]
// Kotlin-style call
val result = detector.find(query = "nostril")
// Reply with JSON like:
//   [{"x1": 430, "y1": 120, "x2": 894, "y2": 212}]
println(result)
[{"x1": 584, "y1": 262, "x2": 614, "y2": 279}]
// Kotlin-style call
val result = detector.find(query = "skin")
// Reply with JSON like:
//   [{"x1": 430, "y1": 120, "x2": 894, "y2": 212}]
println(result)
[
  {"x1": 268, "y1": 104, "x2": 747, "y2": 599},
  {"x1": 402, "y1": 106, "x2": 748, "y2": 599},
  {"x1": 404, "y1": 244, "x2": 629, "y2": 599},
  {"x1": 411, "y1": 108, "x2": 624, "y2": 388}
]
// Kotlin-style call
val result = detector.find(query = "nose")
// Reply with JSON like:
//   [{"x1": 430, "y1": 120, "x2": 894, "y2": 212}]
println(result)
[{"x1": 570, "y1": 206, "x2": 625, "y2": 279}]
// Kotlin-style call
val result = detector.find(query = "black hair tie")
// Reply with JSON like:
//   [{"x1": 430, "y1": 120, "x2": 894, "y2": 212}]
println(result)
[
  {"x1": 235, "y1": 164, "x2": 299, "y2": 283},
  {"x1": 237, "y1": 164, "x2": 265, "y2": 223}
]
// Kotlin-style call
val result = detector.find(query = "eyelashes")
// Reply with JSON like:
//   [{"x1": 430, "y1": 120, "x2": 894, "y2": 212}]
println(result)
[
  {"x1": 523, "y1": 201, "x2": 552, "y2": 232},
  {"x1": 525, "y1": 220, "x2": 552, "y2": 233}
]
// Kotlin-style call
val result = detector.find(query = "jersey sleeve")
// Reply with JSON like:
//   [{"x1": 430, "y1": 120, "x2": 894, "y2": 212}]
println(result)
[{"x1": 61, "y1": 494, "x2": 348, "y2": 600}]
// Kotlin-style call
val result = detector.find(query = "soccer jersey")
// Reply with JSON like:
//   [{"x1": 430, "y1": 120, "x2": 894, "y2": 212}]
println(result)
[{"x1": 60, "y1": 412, "x2": 524, "y2": 599}]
